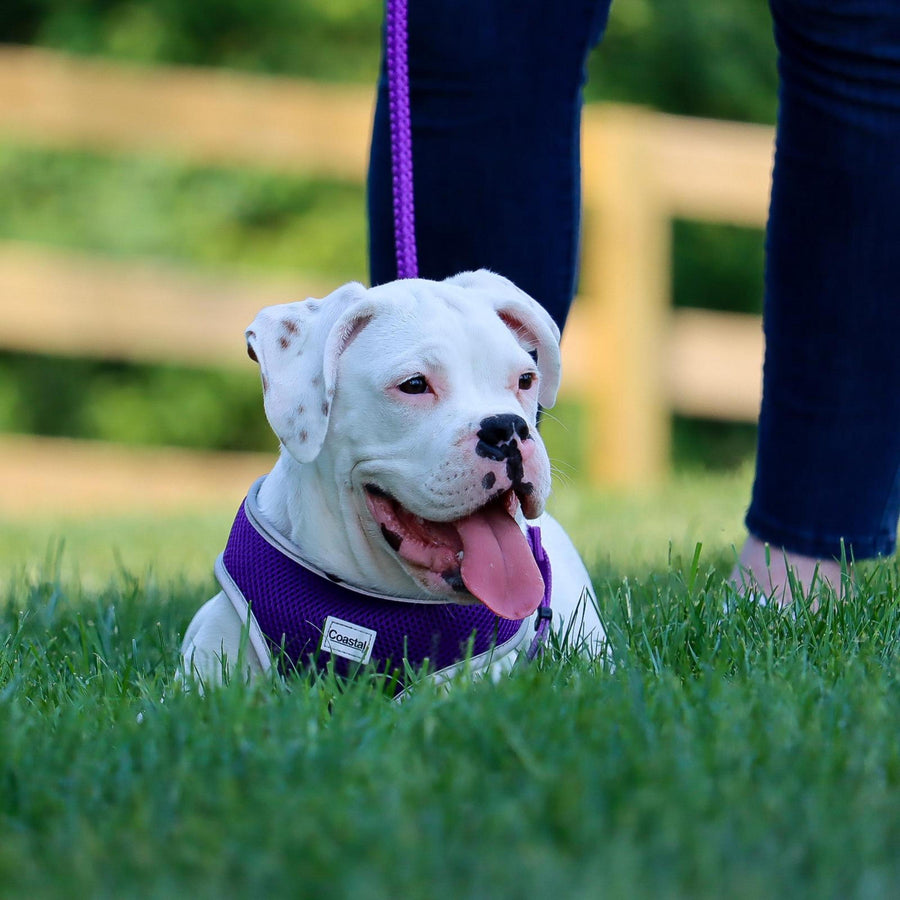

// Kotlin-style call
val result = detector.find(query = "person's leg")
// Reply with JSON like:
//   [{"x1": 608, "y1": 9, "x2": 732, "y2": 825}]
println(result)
[
  {"x1": 367, "y1": 0, "x2": 611, "y2": 332},
  {"x1": 735, "y1": 0, "x2": 900, "y2": 603}
]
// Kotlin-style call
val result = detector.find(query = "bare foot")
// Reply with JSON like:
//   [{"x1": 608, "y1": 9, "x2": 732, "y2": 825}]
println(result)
[{"x1": 729, "y1": 534, "x2": 845, "y2": 608}]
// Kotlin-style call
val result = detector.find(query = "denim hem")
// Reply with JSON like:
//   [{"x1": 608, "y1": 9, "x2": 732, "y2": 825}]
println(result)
[{"x1": 744, "y1": 508, "x2": 896, "y2": 561}]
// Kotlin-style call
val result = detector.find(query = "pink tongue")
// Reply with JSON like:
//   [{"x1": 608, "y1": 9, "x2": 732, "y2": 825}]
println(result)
[{"x1": 455, "y1": 504, "x2": 545, "y2": 620}]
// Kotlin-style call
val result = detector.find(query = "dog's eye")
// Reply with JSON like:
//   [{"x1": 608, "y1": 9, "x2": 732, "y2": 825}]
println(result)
[
  {"x1": 398, "y1": 375, "x2": 430, "y2": 395},
  {"x1": 518, "y1": 372, "x2": 536, "y2": 391}
]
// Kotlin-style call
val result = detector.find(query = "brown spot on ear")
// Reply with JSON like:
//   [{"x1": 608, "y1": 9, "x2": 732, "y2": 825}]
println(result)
[
  {"x1": 299, "y1": 429, "x2": 309, "y2": 442},
  {"x1": 278, "y1": 336, "x2": 290, "y2": 350},
  {"x1": 282, "y1": 318, "x2": 299, "y2": 335},
  {"x1": 297, "y1": 404, "x2": 305, "y2": 416},
  {"x1": 311, "y1": 376, "x2": 321, "y2": 387},
  {"x1": 322, "y1": 401, "x2": 329, "y2": 417},
  {"x1": 327, "y1": 386, "x2": 335, "y2": 398}
]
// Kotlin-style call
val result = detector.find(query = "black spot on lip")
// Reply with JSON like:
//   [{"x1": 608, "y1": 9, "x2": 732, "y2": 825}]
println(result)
[
  {"x1": 442, "y1": 570, "x2": 467, "y2": 593},
  {"x1": 365, "y1": 483, "x2": 391, "y2": 499},
  {"x1": 476, "y1": 437, "x2": 535, "y2": 498},
  {"x1": 325, "y1": 572, "x2": 341, "y2": 583},
  {"x1": 505, "y1": 451, "x2": 524, "y2": 486},
  {"x1": 380, "y1": 524, "x2": 403, "y2": 552}
]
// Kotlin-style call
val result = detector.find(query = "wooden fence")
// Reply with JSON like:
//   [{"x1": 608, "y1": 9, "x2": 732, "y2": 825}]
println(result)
[{"x1": 0, "y1": 45, "x2": 774, "y2": 513}]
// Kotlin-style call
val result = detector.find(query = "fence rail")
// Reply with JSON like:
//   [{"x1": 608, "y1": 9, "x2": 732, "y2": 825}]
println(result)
[
  {"x1": 0, "y1": 44, "x2": 372, "y2": 178},
  {"x1": 0, "y1": 45, "x2": 775, "y2": 511}
]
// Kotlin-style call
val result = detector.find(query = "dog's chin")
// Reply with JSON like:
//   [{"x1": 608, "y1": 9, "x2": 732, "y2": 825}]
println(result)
[{"x1": 363, "y1": 484, "x2": 547, "y2": 620}]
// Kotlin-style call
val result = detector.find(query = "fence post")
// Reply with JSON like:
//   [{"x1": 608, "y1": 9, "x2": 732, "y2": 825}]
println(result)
[{"x1": 578, "y1": 106, "x2": 671, "y2": 487}]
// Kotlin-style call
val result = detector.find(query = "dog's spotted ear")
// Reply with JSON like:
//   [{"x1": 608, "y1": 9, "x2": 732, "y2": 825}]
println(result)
[
  {"x1": 245, "y1": 282, "x2": 368, "y2": 463},
  {"x1": 446, "y1": 269, "x2": 562, "y2": 407}
]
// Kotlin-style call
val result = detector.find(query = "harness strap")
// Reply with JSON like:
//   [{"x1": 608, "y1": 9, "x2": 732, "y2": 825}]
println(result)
[
  {"x1": 217, "y1": 494, "x2": 552, "y2": 695},
  {"x1": 525, "y1": 527, "x2": 553, "y2": 661}
]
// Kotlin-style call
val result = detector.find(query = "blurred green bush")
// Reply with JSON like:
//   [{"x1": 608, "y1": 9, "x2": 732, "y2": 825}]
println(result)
[
  {"x1": 0, "y1": 0, "x2": 384, "y2": 82},
  {"x1": 0, "y1": 145, "x2": 367, "y2": 278},
  {"x1": 0, "y1": 353, "x2": 276, "y2": 452},
  {"x1": 1, "y1": 0, "x2": 778, "y2": 122},
  {"x1": 0, "y1": 0, "x2": 778, "y2": 469}
]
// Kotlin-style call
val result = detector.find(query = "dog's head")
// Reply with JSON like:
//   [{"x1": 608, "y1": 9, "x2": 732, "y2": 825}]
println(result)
[{"x1": 246, "y1": 270, "x2": 561, "y2": 618}]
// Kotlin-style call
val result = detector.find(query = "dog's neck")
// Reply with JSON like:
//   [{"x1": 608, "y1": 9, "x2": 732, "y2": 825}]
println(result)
[{"x1": 255, "y1": 451, "x2": 429, "y2": 600}]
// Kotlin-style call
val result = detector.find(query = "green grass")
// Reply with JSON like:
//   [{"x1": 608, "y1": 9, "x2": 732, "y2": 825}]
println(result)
[
  {"x1": 3, "y1": 473, "x2": 900, "y2": 897},
  {"x1": 0, "y1": 468, "x2": 753, "y2": 586}
]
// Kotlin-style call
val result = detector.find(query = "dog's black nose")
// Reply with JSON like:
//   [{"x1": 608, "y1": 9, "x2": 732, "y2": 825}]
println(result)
[{"x1": 477, "y1": 414, "x2": 530, "y2": 452}]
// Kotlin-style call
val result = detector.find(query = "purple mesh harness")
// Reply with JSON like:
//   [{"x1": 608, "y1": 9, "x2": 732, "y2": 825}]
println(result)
[{"x1": 216, "y1": 491, "x2": 553, "y2": 695}]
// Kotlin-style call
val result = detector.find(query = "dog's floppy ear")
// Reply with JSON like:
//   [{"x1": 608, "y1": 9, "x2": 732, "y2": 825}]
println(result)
[
  {"x1": 245, "y1": 281, "x2": 369, "y2": 463},
  {"x1": 446, "y1": 269, "x2": 562, "y2": 407}
]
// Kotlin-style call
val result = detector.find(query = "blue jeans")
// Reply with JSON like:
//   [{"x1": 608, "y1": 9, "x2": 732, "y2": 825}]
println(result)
[{"x1": 367, "y1": 0, "x2": 900, "y2": 561}]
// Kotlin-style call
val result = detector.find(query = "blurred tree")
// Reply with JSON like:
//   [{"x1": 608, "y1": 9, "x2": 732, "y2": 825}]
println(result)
[
  {"x1": 591, "y1": 0, "x2": 777, "y2": 123},
  {"x1": 1, "y1": 0, "x2": 778, "y2": 122}
]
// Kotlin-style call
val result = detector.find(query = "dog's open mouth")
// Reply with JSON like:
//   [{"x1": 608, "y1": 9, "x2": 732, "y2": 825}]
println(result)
[{"x1": 364, "y1": 485, "x2": 544, "y2": 620}]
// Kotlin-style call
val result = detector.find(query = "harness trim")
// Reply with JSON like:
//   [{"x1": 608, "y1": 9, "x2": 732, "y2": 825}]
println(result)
[{"x1": 215, "y1": 480, "x2": 552, "y2": 695}]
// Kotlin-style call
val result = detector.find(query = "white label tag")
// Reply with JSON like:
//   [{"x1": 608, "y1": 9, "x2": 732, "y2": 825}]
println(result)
[{"x1": 321, "y1": 616, "x2": 376, "y2": 665}]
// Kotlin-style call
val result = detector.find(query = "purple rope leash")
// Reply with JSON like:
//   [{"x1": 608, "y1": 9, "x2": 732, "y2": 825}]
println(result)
[
  {"x1": 385, "y1": 0, "x2": 418, "y2": 279},
  {"x1": 382, "y1": 3, "x2": 552, "y2": 661}
]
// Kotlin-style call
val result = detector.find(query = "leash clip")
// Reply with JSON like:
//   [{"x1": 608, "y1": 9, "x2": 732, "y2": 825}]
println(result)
[{"x1": 534, "y1": 606, "x2": 553, "y2": 630}]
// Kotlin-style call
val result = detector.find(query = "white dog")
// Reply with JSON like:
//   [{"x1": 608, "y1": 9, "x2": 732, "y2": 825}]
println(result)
[{"x1": 181, "y1": 270, "x2": 603, "y2": 693}]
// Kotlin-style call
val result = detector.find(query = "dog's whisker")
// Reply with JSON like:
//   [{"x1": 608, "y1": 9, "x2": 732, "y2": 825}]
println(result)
[
  {"x1": 537, "y1": 409, "x2": 568, "y2": 430},
  {"x1": 550, "y1": 470, "x2": 574, "y2": 489},
  {"x1": 549, "y1": 457, "x2": 577, "y2": 478}
]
